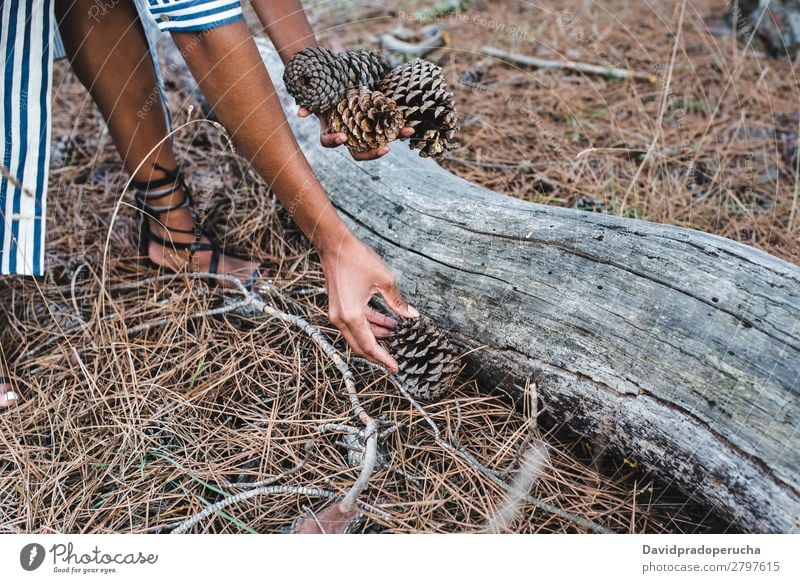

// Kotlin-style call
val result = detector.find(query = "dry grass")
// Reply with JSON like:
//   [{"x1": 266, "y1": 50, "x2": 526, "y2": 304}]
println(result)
[
  {"x1": 311, "y1": 0, "x2": 799, "y2": 263},
  {"x1": 1, "y1": 0, "x2": 772, "y2": 534}
]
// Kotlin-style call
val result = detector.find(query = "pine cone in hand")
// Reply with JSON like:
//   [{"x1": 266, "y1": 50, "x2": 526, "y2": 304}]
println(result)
[
  {"x1": 386, "y1": 317, "x2": 461, "y2": 400},
  {"x1": 336, "y1": 49, "x2": 391, "y2": 89},
  {"x1": 283, "y1": 47, "x2": 389, "y2": 114},
  {"x1": 378, "y1": 59, "x2": 459, "y2": 158},
  {"x1": 328, "y1": 89, "x2": 405, "y2": 152}
]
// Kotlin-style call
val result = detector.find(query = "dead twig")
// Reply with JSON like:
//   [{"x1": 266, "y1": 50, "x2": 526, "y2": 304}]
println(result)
[
  {"x1": 213, "y1": 273, "x2": 382, "y2": 519},
  {"x1": 483, "y1": 443, "x2": 547, "y2": 533},
  {"x1": 338, "y1": 419, "x2": 379, "y2": 513},
  {"x1": 379, "y1": 27, "x2": 446, "y2": 58},
  {"x1": 170, "y1": 486, "x2": 341, "y2": 534},
  {"x1": 481, "y1": 46, "x2": 658, "y2": 83}
]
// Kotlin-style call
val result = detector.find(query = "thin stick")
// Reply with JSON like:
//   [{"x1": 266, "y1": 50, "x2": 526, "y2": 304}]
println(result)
[
  {"x1": 124, "y1": 298, "x2": 251, "y2": 336},
  {"x1": 204, "y1": 274, "x2": 381, "y2": 514},
  {"x1": 379, "y1": 30, "x2": 445, "y2": 58},
  {"x1": 170, "y1": 486, "x2": 340, "y2": 533},
  {"x1": 481, "y1": 46, "x2": 658, "y2": 83},
  {"x1": 339, "y1": 419, "x2": 378, "y2": 513},
  {"x1": 483, "y1": 443, "x2": 546, "y2": 533},
  {"x1": 319, "y1": 423, "x2": 363, "y2": 436}
]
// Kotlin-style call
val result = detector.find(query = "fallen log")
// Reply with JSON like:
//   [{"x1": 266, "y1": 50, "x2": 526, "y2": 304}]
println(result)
[{"x1": 165, "y1": 37, "x2": 800, "y2": 533}]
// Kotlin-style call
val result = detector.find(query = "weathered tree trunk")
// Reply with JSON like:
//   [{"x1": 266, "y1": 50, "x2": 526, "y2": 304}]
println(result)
[{"x1": 166, "y1": 38, "x2": 800, "y2": 533}]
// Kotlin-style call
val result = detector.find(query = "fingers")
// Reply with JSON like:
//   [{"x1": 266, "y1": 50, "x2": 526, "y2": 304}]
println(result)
[
  {"x1": 313, "y1": 111, "x2": 348, "y2": 148},
  {"x1": 349, "y1": 146, "x2": 390, "y2": 161},
  {"x1": 309, "y1": 111, "x2": 412, "y2": 156},
  {"x1": 351, "y1": 321, "x2": 398, "y2": 370},
  {"x1": 366, "y1": 307, "x2": 397, "y2": 330},
  {"x1": 298, "y1": 108, "x2": 346, "y2": 149},
  {"x1": 320, "y1": 131, "x2": 348, "y2": 148},
  {"x1": 330, "y1": 310, "x2": 399, "y2": 372},
  {"x1": 369, "y1": 323, "x2": 393, "y2": 339},
  {"x1": 350, "y1": 324, "x2": 399, "y2": 371},
  {"x1": 378, "y1": 277, "x2": 419, "y2": 320}
]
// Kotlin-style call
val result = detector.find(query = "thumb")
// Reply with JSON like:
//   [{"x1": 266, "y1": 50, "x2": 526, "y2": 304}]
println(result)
[{"x1": 380, "y1": 280, "x2": 419, "y2": 319}]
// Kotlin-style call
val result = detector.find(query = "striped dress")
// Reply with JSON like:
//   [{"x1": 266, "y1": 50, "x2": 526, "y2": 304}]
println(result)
[{"x1": 0, "y1": 0, "x2": 245, "y2": 277}]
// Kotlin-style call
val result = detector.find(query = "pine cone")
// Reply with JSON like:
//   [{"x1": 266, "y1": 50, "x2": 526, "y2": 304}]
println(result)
[
  {"x1": 385, "y1": 317, "x2": 461, "y2": 400},
  {"x1": 336, "y1": 49, "x2": 391, "y2": 90},
  {"x1": 328, "y1": 89, "x2": 405, "y2": 152},
  {"x1": 283, "y1": 47, "x2": 389, "y2": 114},
  {"x1": 378, "y1": 59, "x2": 459, "y2": 158}
]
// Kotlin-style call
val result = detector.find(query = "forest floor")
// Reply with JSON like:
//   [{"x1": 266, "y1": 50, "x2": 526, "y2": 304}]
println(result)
[
  {"x1": 307, "y1": 0, "x2": 799, "y2": 264},
  {"x1": 1, "y1": 0, "x2": 792, "y2": 534}
]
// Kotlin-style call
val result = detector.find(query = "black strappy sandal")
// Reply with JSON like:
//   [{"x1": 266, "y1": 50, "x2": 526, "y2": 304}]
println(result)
[{"x1": 131, "y1": 164, "x2": 262, "y2": 289}]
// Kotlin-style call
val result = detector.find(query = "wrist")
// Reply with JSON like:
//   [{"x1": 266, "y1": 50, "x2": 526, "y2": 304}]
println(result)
[{"x1": 311, "y1": 217, "x2": 354, "y2": 258}]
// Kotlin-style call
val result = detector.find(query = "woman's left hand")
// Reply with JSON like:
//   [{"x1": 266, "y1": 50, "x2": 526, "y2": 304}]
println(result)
[
  {"x1": 297, "y1": 107, "x2": 415, "y2": 161},
  {"x1": 319, "y1": 232, "x2": 419, "y2": 372}
]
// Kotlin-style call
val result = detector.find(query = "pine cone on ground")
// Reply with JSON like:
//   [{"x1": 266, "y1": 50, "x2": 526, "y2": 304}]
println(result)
[
  {"x1": 385, "y1": 317, "x2": 461, "y2": 400},
  {"x1": 328, "y1": 89, "x2": 405, "y2": 152},
  {"x1": 283, "y1": 47, "x2": 389, "y2": 114},
  {"x1": 378, "y1": 59, "x2": 459, "y2": 158}
]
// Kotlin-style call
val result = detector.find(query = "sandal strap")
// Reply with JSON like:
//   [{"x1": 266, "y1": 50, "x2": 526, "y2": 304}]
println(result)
[
  {"x1": 159, "y1": 225, "x2": 197, "y2": 236},
  {"x1": 134, "y1": 163, "x2": 221, "y2": 276},
  {"x1": 135, "y1": 192, "x2": 191, "y2": 215},
  {"x1": 132, "y1": 163, "x2": 193, "y2": 215},
  {"x1": 143, "y1": 229, "x2": 221, "y2": 275},
  {"x1": 144, "y1": 229, "x2": 214, "y2": 254},
  {"x1": 243, "y1": 268, "x2": 262, "y2": 290},
  {"x1": 134, "y1": 181, "x2": 182, "y2": 198},
  {"x1": 130, "y1": 163, "x2": 181, "y2": 192},
  {"x1": 209, "y1": 247, "x2": 220, "y2": 275}
]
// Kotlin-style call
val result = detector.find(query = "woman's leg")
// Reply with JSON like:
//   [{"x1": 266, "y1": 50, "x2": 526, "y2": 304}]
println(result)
[{"x1": 54, "y1": 0, "x2": 258, "y2": 281}]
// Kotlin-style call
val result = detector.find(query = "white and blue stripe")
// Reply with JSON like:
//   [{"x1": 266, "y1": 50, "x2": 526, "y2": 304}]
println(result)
[
  {"x1": 0, "y1": 0, "x2": 53, "y2": 277},
  {"x1": 1, "y1": 0, "x2": 243, "y2": 277},
  {"x1": 148, "y1": 0, "x2": 243, "y2": 32}
]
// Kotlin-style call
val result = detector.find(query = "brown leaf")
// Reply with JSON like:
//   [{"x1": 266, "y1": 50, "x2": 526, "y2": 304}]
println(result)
[{"x1": 292, "y1": 503, "x2": 358, "y2": 534}]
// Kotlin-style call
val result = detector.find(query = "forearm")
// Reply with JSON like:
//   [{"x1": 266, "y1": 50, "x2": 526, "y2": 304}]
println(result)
[
  {"x1": 172, "y1": 22, "x2": 349, "y2": 252},
  {"x1": 250, "y1": 0, "x2": 317, "y2": 63}
]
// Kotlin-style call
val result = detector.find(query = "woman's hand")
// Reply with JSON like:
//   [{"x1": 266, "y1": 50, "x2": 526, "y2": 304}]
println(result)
[
  {"x1": 320, "y1": 232, "x2": 419, "y2": 372},
  {"x1": 297, "y1": 107, "x2": 415, "y2": 161},
  {"x1": 170, "y1": 21, "x2": 415, "y2": 362}
]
